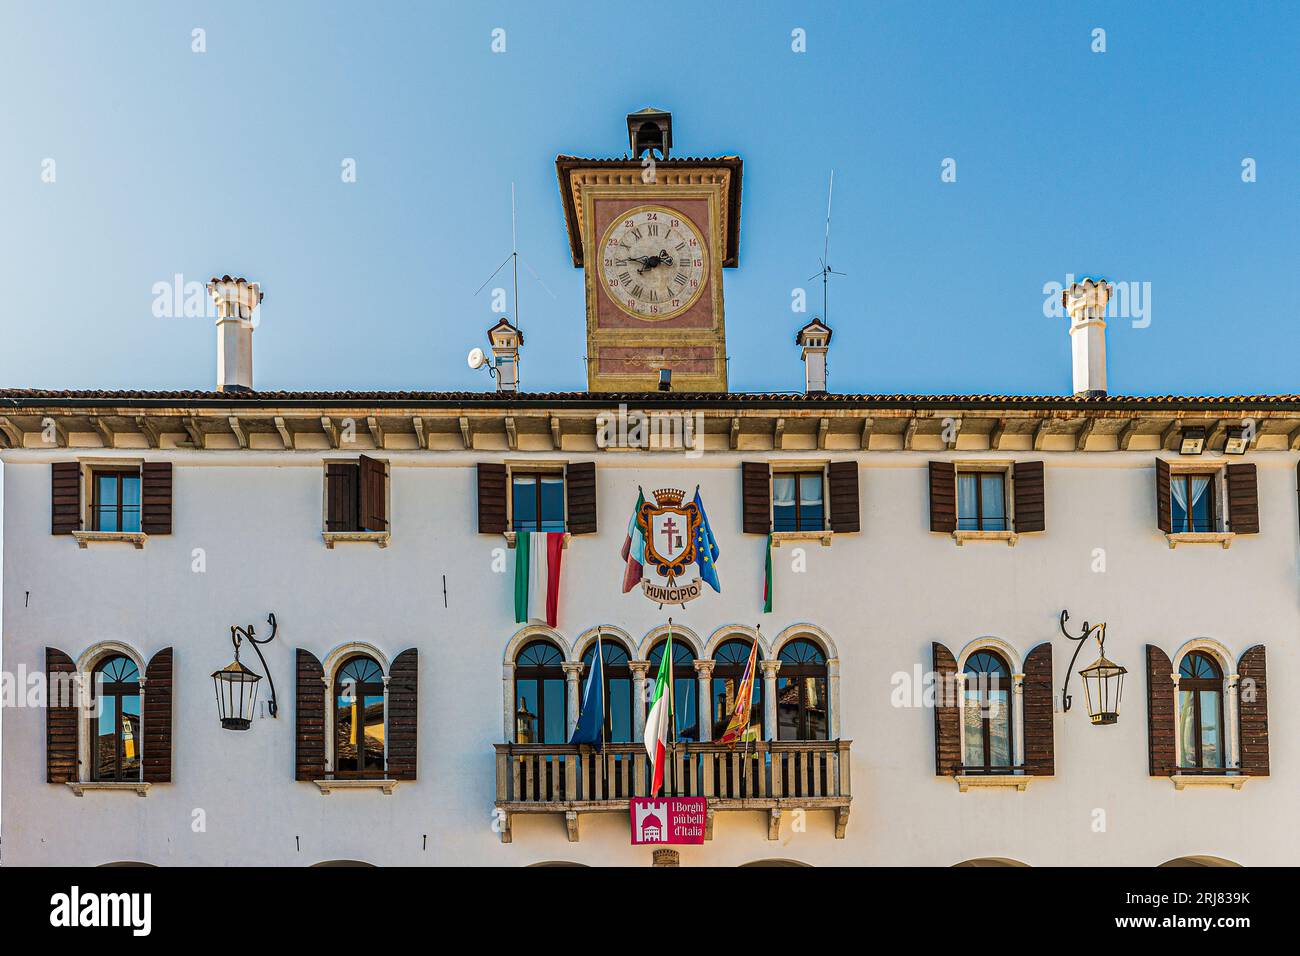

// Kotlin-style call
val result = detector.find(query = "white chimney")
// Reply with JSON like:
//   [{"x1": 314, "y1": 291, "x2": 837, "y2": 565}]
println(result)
[
  {"x1": 1062, "y1": 278, "x2": 1110, "y2": 397},
  {"x1": 208, "y1": 276, "x2": 262, "y2": 392},
  {"x1": 795, "y1": 318, "x2": 832, "y2": 394},
  {"x1": 487, "y1": 318, "x2": 522, "y2": 392}
]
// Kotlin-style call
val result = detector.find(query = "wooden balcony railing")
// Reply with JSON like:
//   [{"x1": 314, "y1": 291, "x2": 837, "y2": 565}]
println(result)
[{"x1": 493, "y1": 739, "x2": 851, "y2": 843}]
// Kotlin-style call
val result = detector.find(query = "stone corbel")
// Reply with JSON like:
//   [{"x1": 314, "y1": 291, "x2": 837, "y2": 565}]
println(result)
[
  {"x1": 181, "y1": 416, "x2": 204, "y2": 449},
  {"x1": 366, "y1": 416, "x2": 384, "y2": 449},
  {"x1": 565, "y1": 810, "x2": 580, "y2": 842},
  {"x1": 228, "y1": 416, "x2": 247, "y2": 449},
  {"x1": 274, "y1": 416, "x2": 293, "y2": 450},
  {"x1": 135, "y1": 416, "x2": 161, "y2": 448},
  {"x1": 88, "y1": 415, "x2": 115, "y2": 448},
  {"x1": 834, "y1": 806, "x2": 850, "y2": 839},
  {"x1": 767, "y1": 808, "x2": 782, "y2": 841}
]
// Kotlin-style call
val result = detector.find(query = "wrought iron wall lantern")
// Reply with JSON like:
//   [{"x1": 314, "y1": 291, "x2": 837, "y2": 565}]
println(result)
[
  {"x1": 212, "y1": 612, "x2": 279, "y2": 730},
  {"x1": 1059, "y1": 610, "x2": 1127, "y2": 725}
]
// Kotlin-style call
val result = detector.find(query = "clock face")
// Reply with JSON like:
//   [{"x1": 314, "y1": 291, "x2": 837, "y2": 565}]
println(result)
[{"x1": 598, "y1": 205, "x2": 708, "y2": 320}]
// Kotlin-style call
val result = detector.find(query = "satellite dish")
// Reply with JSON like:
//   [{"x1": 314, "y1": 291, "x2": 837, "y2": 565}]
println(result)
[{"x1": 467, "y1": 347, "x2": 487, "y2": 370}]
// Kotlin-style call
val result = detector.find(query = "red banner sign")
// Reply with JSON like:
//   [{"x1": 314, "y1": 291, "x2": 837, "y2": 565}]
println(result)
[{"x1": 630, "y1": 797, "x2": 708, "y2": 845}]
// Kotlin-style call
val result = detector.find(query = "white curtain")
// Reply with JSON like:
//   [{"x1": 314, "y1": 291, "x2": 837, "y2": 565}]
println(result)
[
  {"x1": 772, "y1": 475, "x2": 796, "y2": 507},
  {"x1": 799, "y1": 473, "x2": 822, "y2": 506}
]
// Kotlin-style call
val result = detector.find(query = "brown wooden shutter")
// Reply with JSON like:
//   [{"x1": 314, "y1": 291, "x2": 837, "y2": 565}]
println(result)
[
  {"x1": 565, "y1": 462, "x2": 597, "y2": 535},
  {"x1": 325, "y1": 463, "x2": 358, "y2": 532},
  {"x1": 141, "y1": 462, "x2": 173, "y2": 535},
  {"x1": 46, "y1": 647, "x2": 78, "y2": 783},
  {"x1": 932, "y1": 642, "x2": 960, "y2": 775},
  {"x1": 358, "y1": 455, "x2": 388, "y2": 532},
  {"x1": 295, "y1": 649, "x2": 326, "y2": 781},
  {"x1": 1022, "y1": 642, "x2": 1054, "y2": 775},
  {"x1": 741, "y1": 462, "x2": 771, "y2": 534},
  {"x1": 1012, "y1": 460, "x2": 1045, "y2": 533},
  {"x1": 1155, "y1": 458, "x2": 1173, "y2": 533},
  {"x1": 1225, "y1": 463, "x2": 1260, "y2": 534},
  {"x1": 1146, "y1": 644, "x2": 1176, "y2": 776},
  {"x1": 1237, "y1": 644, "x2": 1269, "y2": 776},
  {"x1": 387, "y1": 648, "x2": 418, "y2": 780},
  {"x1": 51, "y1": 462, "x2": 82, "y2": 534},
  {"x1": 477, "y1": 463, "x2": 507, "y2": 534},
  {"x1": 928, "y1": 461, "x2": 956, "y2": 533},
  {"x1": 827, "y1": 461, "x2": 860, "y2": 533},
  {"x1": 142, "y1": 647, "x2": 174, "y2": 783}
]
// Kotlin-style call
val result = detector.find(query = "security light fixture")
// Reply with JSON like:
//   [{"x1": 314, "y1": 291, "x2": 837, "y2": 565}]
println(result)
[
  {"x1": 1179, "y1": 426, "x2": 1206, "y2": 456},
  {"x1": 1223, "y1": 426, "x2": 1249, "y2": 455},
  {"x1": 1058, "y1": 610, "x2": 1127, "y2": 725},
  {"x1": 213, "y1": 613, "x2": 279, "y2": 730}
]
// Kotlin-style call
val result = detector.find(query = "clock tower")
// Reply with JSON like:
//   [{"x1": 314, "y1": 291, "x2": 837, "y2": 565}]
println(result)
[{"x1": 557, "y1": 108, "x2": 742, "y2": 392}]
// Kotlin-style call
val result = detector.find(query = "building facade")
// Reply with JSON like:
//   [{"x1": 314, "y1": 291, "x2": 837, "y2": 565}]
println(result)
[{"x1": 2, "y1": 112, "x2": 1297, "y2": 867}]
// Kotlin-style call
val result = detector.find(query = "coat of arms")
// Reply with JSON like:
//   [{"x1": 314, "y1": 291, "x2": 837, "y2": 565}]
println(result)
[
  {"x1": 621, "y1": 485, "x2": 720, "y2": 607},
  {"x1": 637, "y1": 488, "x2": 701, "y2": 581}
]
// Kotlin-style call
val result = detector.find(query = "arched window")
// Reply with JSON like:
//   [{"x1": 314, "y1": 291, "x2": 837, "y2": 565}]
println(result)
[
  {"x1": 710, "y1": 639, "x2": 764, "y2": 741},
  {"x1": 963, "y1": 650, "x2": 1012, "y2": 772},
  {"x1": 1178, "y1": 652, "x2": 1224, "y2": 770},
  {"x1": 89, "y1": 655, "x2": 141, "y2": 781},
  {"x1": 514, "y1": 640, "x2": 567, "y2": 744},
  {"x1": 776, "y1": 639, "x2": 829, "y2": 740},
  {"x1": 334, "y1": 655, "x2": 385, "y2": 777},
  {"x1": 581, "y1": 640, "x2": 634, "y2": 743},
  {"x1": 648, "y1": 639, "x2": 698, "y2": 742}
]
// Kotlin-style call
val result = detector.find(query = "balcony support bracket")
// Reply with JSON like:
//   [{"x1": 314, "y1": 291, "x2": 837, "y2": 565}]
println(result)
[
  {"x1": 834, "y1": 806, "x2": 850, "y2": 839},
  {"x1": 767, "y1": 808, "x2": 782, "y2": 841},
  {"x1": 565, "y1": 810, "x2": 580, "y2": 843}
]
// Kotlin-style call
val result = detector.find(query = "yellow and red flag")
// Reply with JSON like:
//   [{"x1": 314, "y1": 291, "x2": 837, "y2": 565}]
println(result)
[{"x1": 718, "y1": 639, "x2": 759, "y2": 746}]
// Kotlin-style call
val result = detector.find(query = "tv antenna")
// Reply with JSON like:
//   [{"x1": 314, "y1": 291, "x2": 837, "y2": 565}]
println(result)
[
  {"x1": 806, "y1": 170, "x2": 845, "y2": 323},
  {"x1": 473, "y1": 182, "x2": 556, "y2": 335}
]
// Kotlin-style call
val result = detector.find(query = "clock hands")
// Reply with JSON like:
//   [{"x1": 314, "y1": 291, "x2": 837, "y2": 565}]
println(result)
[{"x1": 628, "y1": 249, "x2": 675, "y2": 274}]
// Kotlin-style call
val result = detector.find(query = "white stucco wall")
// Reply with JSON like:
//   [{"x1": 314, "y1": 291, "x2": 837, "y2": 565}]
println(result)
[{"x1": 2, "y1": 447, "x2": 1296, "y2": 866}]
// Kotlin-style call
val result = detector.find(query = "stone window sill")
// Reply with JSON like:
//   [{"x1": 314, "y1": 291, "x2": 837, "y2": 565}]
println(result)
[
  {"x1": 955, "y1": 773, "x2": 1033, "y2": 792},
  {"x1": 71, "y1": 531, "x2": 147, "y2": 550},
  {"x1": 313, "y1": 778, "x2": 398, "y2": 795},
  {"x1": 1171, "y1": 773, "x2": 1247, "y2": 790},
  {"x1": 953, "y1": 531, "x2": 1018, "y2": 547},
  {"x1": 503, "y1": 532, "x2": 571, "y2": 550},
  {"x1": 322, "y1": 531, "x2": 390, "y2": 549},
  {"x1": 1166, "y1": 532, "x2": 1234, "y2": 550},
  {"x1": 66, "y1": 781, "x2": 151, "y2": 797},
  {"x1": 770, "y1": 531, "x2": 833, "y2": 547}
]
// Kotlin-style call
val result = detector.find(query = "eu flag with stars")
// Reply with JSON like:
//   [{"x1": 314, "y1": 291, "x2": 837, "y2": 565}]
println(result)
[{"x1": 693, "y1": 489, "x2": 721, "y2": 592}]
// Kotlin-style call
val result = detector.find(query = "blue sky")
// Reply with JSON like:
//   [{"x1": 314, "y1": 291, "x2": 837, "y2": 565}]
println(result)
[{"x1": 1, "y1": 1, "x2": 1296, "y2": 396}]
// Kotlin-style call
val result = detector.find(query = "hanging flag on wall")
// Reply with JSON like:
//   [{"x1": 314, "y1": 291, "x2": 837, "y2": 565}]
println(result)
[
  {"x1": 570, "y1": 636, "x2": 605, "y2": 746},
  {"x1": 762, "y1": 532, "x2": 774, "y2": 613},
  {"x1": 644, "y1": 629, "x2": 674, "y2": 796},
  {"x1": 621, "y1": 489, "x2": 646, "y2": 593},
  {"x1": 718, "y1": 638, "x2": 759, "y2": 746},
  {"x1": 514, "y1": 530, "x2": 564, "y2": 627},
  {"x1": 693, "y1": 488, "x2": 721, "y2": 593}
]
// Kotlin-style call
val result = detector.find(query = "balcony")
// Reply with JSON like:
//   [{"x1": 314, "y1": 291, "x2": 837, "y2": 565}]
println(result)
[{"x1": 493, "y1": 740, "x2": 852, "y2": 843}]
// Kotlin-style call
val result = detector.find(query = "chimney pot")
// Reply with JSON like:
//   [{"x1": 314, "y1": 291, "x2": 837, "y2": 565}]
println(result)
[
  {"x1": 208, "y1": 276, "x2": 262, "y2": 392},
  {"x1": 1062, "y1": 277, "x2": 1110, "y2": 397},
  {"x1": 795, "y1": 318, "x2": 833, "y2": 394},
  {"x1": 486, "y1": 317, "x2": 522, "y2": 392}
]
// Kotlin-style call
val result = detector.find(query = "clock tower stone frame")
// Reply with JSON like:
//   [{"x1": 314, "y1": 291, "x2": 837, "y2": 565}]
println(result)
[{"x1": 556, "y1": 110, "x2": 743, "y2": 393}]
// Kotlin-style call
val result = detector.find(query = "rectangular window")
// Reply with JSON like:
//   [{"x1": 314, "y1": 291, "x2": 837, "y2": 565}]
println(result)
[
  {"x1": 956, "y1": 472, "x2": 1007, "y2": 531},
  {"x1": 92, "y1": 469, "x2": 142, "y2": 533},
  {"x1": 772, "y1": 471, "x2": 824, "y2": 532},
  {"x1": 325, "y1": 456, "x2": 388, "y2": 533},
  {"x1": 511, "y1": 473, "x2": 565, "y2": 532},
  {"x1": 1170, "y1": 474, "x2": 1216, "y2": 533}
]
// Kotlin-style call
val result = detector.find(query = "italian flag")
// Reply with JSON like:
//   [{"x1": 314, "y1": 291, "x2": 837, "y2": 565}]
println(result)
[
  {"x1": 762, "y1": 532, "x2": 774, "y2": 613},
  {"x1": 621, "y1": 490, "x2": 646, "y2": 593},
  {"x1": 643, "y1": 632, "x2": 674, "y2": 796},
  {"x1": 514, "y1": 530, "x2": 564, "y2": 627}
]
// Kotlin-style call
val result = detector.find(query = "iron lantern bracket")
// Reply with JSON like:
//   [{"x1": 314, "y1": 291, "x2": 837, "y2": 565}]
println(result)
[
  {"x1": 1058, "y1": 609, "x2": 1105, "y2": 714},
  {"x1": 231, "y1": 612, "x2": 279, "y2": 718}
]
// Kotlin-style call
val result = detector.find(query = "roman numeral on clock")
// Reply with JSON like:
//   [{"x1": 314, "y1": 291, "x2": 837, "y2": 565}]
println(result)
[{"x1": 674, "y1": 272, "x2": 688, "y2": 287}]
